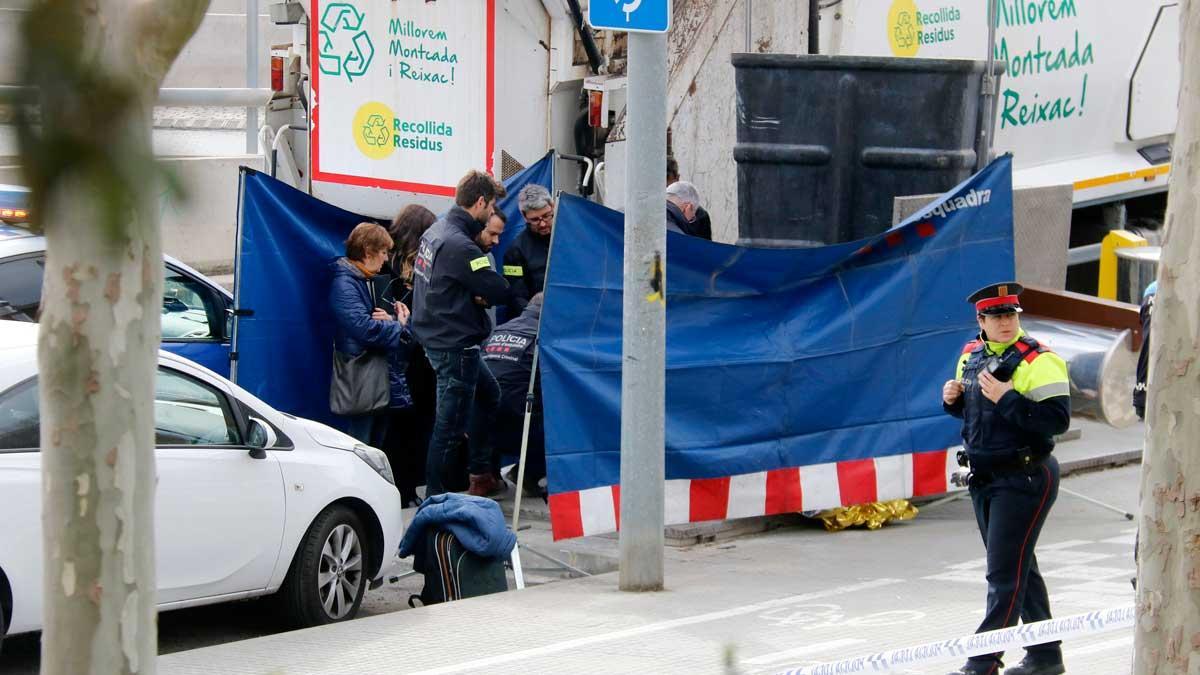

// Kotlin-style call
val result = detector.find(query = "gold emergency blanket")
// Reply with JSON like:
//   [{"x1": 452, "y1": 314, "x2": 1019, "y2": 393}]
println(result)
[{"x1": 814, "y1": 499, "x2": 918, "y2": 532}]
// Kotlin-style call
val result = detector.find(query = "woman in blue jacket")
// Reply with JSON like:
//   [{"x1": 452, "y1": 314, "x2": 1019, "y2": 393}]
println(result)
[{"x1": 331, "y1": 222, "x2": 413, "y2": 445}]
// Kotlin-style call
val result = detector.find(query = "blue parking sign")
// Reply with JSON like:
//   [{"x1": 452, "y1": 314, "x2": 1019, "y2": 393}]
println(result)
[{"x1": 588, "y1": 0, "x2": 670, "y2": 33}]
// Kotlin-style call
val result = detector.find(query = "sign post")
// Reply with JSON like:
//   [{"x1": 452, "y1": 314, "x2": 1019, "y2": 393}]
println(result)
[{"x1": 590, "y1": 0, "x2": 670, "y2": 592}]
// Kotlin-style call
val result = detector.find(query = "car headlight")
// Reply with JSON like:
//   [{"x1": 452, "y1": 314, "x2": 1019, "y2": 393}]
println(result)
[{"x1": 352, "y1": 444, "x2": 395, "y2": 486}]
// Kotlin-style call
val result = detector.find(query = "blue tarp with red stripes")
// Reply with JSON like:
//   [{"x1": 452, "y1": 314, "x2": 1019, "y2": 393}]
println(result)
[{"x1": 538, "y1": 156, "x2": 1015, "y2": 505}]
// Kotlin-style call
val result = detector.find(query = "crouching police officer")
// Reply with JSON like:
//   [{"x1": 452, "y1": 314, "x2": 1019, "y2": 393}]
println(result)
[{"x1": 943, "y1": 282, "x2": 1071, "y2": 675}]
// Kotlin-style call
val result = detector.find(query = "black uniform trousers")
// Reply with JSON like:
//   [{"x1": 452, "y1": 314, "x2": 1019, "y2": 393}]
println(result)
[{"x1": 966, "y1": 454, "x2": 1062, "y2": 672}]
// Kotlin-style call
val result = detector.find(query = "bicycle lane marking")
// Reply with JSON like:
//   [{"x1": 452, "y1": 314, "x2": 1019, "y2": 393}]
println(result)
[
  {"x1": 757, "y1": 603, "x2": 927, "y2": 630},
  {"x1": 407, "y1": 578, "x2": 905, "y2": 675}
]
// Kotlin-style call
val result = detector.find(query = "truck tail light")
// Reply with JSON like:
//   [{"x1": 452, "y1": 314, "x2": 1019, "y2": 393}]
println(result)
[
  {"x1": 588, "y1": 89, "x2": 603, "y2": 128},
  {"x1": 271, "y1": 54, "x2": 285, "y2": 92}
]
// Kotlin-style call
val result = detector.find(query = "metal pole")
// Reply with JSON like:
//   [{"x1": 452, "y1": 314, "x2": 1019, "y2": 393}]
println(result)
[
  {"x1": 745, "y1": 0, "x2": 753, "y2": 52},
  {"x1": 618, "y1": 31, "x2": 667, "y2": 592},
  {"x1": 1058, "y1": 487, "x2": 1135, "y2": 520},
  {"x1": 808, "y1": 0, "x2": 820, "y2": 54},
  {"x1": 246, "y1": 0, "x2": 260, "y2": 154},
  {"x1": 511, "y1": 346, "x2": 541, "y2": 534},
  {"x1": 976, "y1": 0, "x2": 998, "y2": 171}
]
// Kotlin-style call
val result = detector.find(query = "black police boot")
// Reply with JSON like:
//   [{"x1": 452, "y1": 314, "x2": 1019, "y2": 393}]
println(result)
[{"x1": 1003, "y1": 656, "x2": 1065, "y2": 675}]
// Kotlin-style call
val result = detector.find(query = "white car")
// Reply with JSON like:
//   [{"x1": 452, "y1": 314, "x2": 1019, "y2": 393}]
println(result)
[{"x1": 0, "y1": 321, "x2": 403, "y2": 645}]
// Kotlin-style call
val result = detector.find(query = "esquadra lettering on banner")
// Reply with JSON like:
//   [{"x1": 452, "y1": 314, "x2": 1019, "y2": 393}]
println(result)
[{"x1": 311, "y1": 0, "x2": 494, "y2": 195}]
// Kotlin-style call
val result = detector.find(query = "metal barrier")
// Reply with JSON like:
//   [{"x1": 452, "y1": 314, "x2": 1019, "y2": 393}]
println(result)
[{"x1": 1097, "y1": 230, "x2": 1148, "y2": 300}]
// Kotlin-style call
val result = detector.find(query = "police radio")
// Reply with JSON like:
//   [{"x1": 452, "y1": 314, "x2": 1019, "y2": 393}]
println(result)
[{"x1": 984, "y1": 350, "x2": 1021, "y2": 383}]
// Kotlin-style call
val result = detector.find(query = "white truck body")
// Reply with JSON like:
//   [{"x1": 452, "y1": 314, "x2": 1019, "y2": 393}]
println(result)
[
  {"x1": 275, "y1": 0, "x2": 1178, "y2": 230},
  {"x1": 820, "y1": 0, "x2": 1179, "y2": 207}
]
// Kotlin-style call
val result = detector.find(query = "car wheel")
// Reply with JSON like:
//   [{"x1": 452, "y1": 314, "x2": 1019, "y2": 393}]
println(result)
[{"x1": 278, "y1": 505, "x2": 370, "y2": 627}]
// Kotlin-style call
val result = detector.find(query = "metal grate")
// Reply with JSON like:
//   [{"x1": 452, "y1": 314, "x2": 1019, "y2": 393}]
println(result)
[
  {"x1": 499, "y1": 150, "x2": 526, "y2": 181},
  {"x1": 894, "y1": 184, "x2": 1073, "y2": 291}
]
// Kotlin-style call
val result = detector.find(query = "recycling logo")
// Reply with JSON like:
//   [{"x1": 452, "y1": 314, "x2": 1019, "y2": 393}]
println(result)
[
  {"x1": 353, "y1": 102, "x2": 396, "y2": 160},
  {"x1": 887, "y1": 0, "x2": 920, "y2": 57},
  {"x1": 894, "y1": 12, "x2": 916, "y2": 49},
  {"x1": 318, "y1": 2, "x2": 374, "y2": 82},
  {"x1": 362, "y1": 113, "x2": 390, "y2": 148}
]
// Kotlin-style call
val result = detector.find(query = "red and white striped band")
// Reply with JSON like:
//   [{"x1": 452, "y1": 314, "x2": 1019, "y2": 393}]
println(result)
[{"x1": 547, "y1": 447, "x2": 964, "y2": 540}]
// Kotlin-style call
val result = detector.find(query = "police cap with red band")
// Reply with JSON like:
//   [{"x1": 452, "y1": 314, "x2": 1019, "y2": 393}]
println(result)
[{"x1": 968, "y1": 281, "x2": 1024, "y2": 315}]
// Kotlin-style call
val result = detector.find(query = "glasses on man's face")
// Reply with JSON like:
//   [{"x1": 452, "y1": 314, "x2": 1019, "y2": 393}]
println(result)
[{"x1": 526, "y1": 212, "x2": 554, "y2": 225}]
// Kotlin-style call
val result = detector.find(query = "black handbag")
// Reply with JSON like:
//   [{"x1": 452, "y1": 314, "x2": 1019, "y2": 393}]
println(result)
[{"x1": 330, "y1": 347, "x2": 389, "y2": 416}]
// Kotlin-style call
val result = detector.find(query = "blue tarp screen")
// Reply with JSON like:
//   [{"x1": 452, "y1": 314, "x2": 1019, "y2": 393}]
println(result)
[
  {"x1": 539, "y1": 157, "x2": 1015, "y2": 511},
  {"x1": 233, "y1": 153, "x2": 554, "y2": 425}
]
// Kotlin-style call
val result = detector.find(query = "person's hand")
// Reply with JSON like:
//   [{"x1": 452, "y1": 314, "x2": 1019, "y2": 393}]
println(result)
[
  {"x1": 978, "y1": 371, "x2": 1014, "y2": 403},
  {"x1": 473, "y1": 296, "x2": 488, "y2": 307},
  {"x1": 394, "y1": 301, "x2": 410, "y2": 325},
  {"x1": 371, "y1": 308, "x2": 391, "y2": 322},
  {"x1": 942, "y1": 379, "x2": 964, "y2": 405}
]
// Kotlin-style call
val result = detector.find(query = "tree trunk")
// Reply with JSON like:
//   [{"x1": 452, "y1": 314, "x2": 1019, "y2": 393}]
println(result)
[
  {"x1": 18, "y1": 2, "x2": 209, "y2": 673},
  {"x1": 1134, "y1": 1, "x2": 1200, "y2": 672},
  {"x1": 39, "y1": 172, "x2": 164, "y2": 675}
]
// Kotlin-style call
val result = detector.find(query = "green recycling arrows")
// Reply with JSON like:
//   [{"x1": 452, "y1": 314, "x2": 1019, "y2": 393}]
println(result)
[{"x1": 318, "y1": 2, "x2": 374, "y2": 82}]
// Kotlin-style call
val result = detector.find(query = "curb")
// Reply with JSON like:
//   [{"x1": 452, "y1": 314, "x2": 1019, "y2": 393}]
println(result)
[{"x1": 1059, "y1": 449, "x2": 1142, "y2": 477}]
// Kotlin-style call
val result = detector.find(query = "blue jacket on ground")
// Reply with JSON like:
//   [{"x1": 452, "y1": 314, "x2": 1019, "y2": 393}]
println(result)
[
  {"x1": 398, "y1": 493, "x2": 516, "y2": 560},
  {"x1": 330, "y1": 257, "x2": 413, "y2": 408}
]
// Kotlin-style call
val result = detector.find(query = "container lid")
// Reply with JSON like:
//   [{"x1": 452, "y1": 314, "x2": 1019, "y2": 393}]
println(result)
[{"x1": 731, "y1": 53, "x2": 1002, "y2": 75}]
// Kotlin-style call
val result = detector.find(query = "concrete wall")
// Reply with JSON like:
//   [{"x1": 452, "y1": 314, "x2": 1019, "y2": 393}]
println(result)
[
  {"x1": 668, "y1": 0, "x2": 808, "y2": 244},
  {"x1": 0, "y1": 156, "x2": 253, "y2": 274},
  {"x1": 599, "y1": 0, "x2": 808, "y2": 242},
  {"x1": 0, "y1": 3, "x2": 289, "y2": 88}
]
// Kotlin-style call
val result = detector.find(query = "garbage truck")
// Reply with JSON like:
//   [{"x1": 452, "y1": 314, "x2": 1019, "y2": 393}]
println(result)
[
  {"x1": 263, "y1": 0, "x2": 1177, "y2": 250},
  {"x1": 819, "y1": 0, "x2": 1178, "y2": 210}
]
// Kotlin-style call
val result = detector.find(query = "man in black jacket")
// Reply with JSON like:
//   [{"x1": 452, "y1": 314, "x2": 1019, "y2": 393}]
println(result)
[
  {"x1": 502, "y1": 184, "x2": 554, "y2": 317},
  {"x1": 483, "y1": 293, "x2": 546, "y2": 497},
  {"x1": 665, "y1": 180, "x2": 712, "y2": 240},
  {"x1": 412, "y1": 170, "x2": 515, "y2": 497}
]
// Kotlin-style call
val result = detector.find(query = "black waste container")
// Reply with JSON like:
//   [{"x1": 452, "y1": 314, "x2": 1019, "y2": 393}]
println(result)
[{"x1": 733, "y1": 54, "x2": 1002, "y2": 246}]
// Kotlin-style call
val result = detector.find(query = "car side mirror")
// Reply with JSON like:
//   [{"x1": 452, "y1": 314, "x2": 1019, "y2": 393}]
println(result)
[{"x1": 247, "y1": 417, "x2": 277, "y2": 459}]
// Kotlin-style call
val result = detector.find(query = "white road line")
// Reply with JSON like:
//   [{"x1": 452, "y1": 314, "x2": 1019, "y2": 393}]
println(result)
[
  {"x1": 407, "y1": 578, "x2": 904, "y2": 675},
  {"x1": 745, "y1": 639, "x2": 867, "y2": 665},
  {"x1": 1065, "y1": 633, "x2": 1133, "y2": 657},
  {"x1": 1041, "y1": 539, "x2": 1094, "y2": 550}
]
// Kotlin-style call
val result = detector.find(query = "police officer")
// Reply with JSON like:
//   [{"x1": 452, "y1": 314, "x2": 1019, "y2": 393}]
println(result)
[
  {"x1": 502, "y1": 184, "x2": 553, "y2": 317},
  {"x1": 483, "y1": 292, "x2": 546, "y2": 497},
  {"x1": 942, "y1": 282, "x2": 1070, "y2": 675},
  {"x1": 412, "y1": 170, "x2": 515, "y2": 498}
]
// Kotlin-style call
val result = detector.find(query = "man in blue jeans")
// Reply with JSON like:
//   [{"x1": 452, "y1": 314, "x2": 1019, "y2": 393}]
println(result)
[{"x1": 411, "y1": 170, "x2": 515, "y2": 497}]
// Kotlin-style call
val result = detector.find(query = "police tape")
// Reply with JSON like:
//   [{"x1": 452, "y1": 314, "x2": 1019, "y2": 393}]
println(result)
[{"x1": 772, "y1": 604, "x2": 1135, "y2": 675}]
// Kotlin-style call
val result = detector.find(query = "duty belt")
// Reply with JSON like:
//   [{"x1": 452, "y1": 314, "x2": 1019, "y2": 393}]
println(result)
[{"x1": 958, "y1": 447, "x2": 1046, "y2": 474}]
